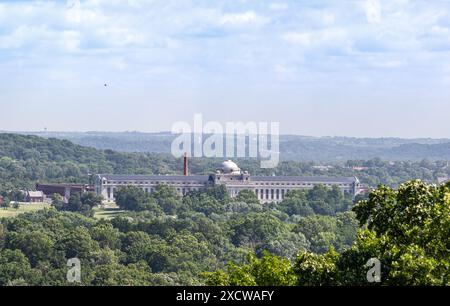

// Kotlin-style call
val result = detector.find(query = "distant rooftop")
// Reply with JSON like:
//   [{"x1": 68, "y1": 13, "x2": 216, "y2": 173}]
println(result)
[
  {"x1": 252, "y1": 176, "x2": 357, "y2": 183},
  {"x1": 99, "y1": 174, "x2": 210, "y2": 181},
  {"x1": 98, "y1": 174, "x2": 357, "y2": 183},
  {"x1": 27, "y1": 191, "x2": 44, "y2": 197},
  {"x1": 36, "y1": 183, "x2": 92, "y2": 187}
]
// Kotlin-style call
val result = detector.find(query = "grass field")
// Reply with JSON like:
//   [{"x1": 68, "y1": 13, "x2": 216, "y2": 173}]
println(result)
[
  {"x1": 0, "y1": 202, "x2": 125, "y2": 220},
  {"x1": 0, "y1": 203, "x2": 51, "y2": 218},
  {"x1": 93, "y1": 203, "x2": 125, "y2": 220}
]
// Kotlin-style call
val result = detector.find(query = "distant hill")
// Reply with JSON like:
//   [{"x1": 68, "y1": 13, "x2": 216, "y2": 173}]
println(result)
[
  {"x1": 0, "y1": 133, "x2": 193, "y2": 191},
  {"x1": 7, "y1": 131, "x2": 450, "y2": 162}
]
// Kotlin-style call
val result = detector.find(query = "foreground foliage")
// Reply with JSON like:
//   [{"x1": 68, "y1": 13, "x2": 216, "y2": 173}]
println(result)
[
  {"x1": 0, "y1": 180, "x2": 447, "y2": 285},
  {"x1": 0, "y1": 183, "x2": 359, "y2": 285},
  {"x1": 1, "y1": 134, "x2": 448, "y2": 285},
  {"x1": 206, "y1": 180, "x2": 450, "y2": 286}
]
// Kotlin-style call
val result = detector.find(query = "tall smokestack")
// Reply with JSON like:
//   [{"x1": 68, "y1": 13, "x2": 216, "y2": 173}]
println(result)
[{"x1": 183, "y1": 153, "x2": 188, "y2": 176}]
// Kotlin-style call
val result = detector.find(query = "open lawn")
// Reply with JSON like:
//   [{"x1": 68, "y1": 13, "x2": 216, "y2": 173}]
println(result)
[
  {"x1": 0, "y1": 203, "x2": 51, "y2": 218},
  {"x1": 0, "y1": 202, "x2": 125, "y2": 220},
  {"x1": 93, "y1": 203, "x2": 126, "y2": 220}
]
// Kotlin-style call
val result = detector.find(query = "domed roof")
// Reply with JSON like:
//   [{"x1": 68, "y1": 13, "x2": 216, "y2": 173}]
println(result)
[{"x1": 220, "y1": 160, "x2": 241, "y2": 173}]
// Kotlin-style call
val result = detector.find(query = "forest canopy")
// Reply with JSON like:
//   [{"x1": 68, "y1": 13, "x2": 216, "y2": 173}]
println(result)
[{"x1": 0, "y1": 133, "x2": 449, "y2": 286}]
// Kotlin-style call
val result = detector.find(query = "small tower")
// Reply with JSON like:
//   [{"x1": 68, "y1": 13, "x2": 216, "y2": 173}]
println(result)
[{"x1": 183, "y1": 153, "x2": 188, "y2": 176}]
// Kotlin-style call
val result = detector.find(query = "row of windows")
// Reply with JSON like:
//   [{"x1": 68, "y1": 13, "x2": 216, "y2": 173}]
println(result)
[
  {"x1": 105, "y1": 181, "x2": 202, "y2": 185},
  {"x1": 255, "y1": 189, "x2": 286, "y2": 200},
  {"x1": 253, "y1": 188, "x2": 352, "y2": 200},
  {"x1": 104, "y1": 180, "x2": 352, "y2": 187},
  {"x1": 254, "y1": 182, "x2": 351, "y2": 187}
]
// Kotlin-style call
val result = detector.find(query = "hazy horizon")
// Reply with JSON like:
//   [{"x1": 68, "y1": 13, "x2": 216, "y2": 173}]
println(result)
[
  {"x1": 1, "y1": 0, "x2": 450, "y2": 138},
  {"x1": 3, "y1": 129, "x2": 450, "y2": 141}
]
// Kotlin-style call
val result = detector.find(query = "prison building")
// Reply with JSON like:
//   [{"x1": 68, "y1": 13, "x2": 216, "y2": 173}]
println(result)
[{"x1": 95, "y1": 160, "x2": 361, "y2": 203}]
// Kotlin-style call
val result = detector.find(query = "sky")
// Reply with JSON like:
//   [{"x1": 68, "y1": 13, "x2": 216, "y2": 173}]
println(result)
[{"x1": 0, "y1": 0, "x2": 450, "y2": 138}]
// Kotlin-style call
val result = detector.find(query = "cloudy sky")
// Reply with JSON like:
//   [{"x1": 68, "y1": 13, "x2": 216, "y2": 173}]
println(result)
[{"x1": 1, "y1": 0, "x2": 450, "y2": 137}]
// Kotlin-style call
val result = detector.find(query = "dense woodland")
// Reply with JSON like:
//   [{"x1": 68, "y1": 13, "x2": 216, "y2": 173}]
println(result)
[
  {"x1": 0, "y1": 183, "x2": 361, "y2": 285},
  {"x1": 1, "y1": 180, "x2": 449, "y2": 285},
  {"x1": 0, "y1": 133, "x2": 449, "y2": 285}
]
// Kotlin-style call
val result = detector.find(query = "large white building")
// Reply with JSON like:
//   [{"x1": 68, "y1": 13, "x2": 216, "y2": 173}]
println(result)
[{"x1": 95, "y1": 160, "x2": 361, "y2": 203}]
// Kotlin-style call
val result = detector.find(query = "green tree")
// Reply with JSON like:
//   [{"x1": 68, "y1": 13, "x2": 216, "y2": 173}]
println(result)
[
  {"x1": 229, "y1": 213, "x2": 288, "y2": 249},
  {"x1": 235, "y1": 190, "x2": 260, "y2": 205},
  {"x1": 295, "y1": 248, "x2": 340, "y2": 286},
  {"x1": 257, "y1": 232, "x2": 310, "y2": 259},
  {"x1": 0, "y1": 249, "x2": 38, "y2": 286},
  {"x1": 204, "y1": 252, "x2": 297, "y2": 286},
  {"x1": 91, "y1": 261, "x2": 153, "y2": 286},
  {"x1": 51, "y1": 193, "x2": 65, "y2": 211},
  {"x1": 115, "y1": 186, "x2": 151, "y2": 211},
  {"x1": 67, "y1": 194, "x2": 83, "y2": 212},
  {"x1": 1, "y1": 197, "x2": 10, "y2": 209},
  {"x1": 294, "y1": 180, "x2": 450, "y2": 286},
  {"x1": 6, "y1": 231, "x2": 55, "y2": 266},
  {"x1": 150, "y1": 184, "x2": 182, "y2": 215},
  {"x1": 278, "y1": 191, "x2": 314, "y2": 216},
  {"x1": 55, "y1": 226, "x2": 99, "y2": 259},
  {"x1": 210, "y1": 180, "x2": 450, "y2": 286},
  {"x1": 205, "y1": 185, "x2": 230, "y2": 204},
  {"x1": 183, "y1": 193, "x2": 224, "y2": 216},
  {"x1": 80, "y1": 192, "x2": 103, "y2": 208},
  {"x1": 90, "y1": 223, "x2": 121, "y2": 249},
  {"x1": 346, "y1": 180, "x2": 450, "y2": 285}
]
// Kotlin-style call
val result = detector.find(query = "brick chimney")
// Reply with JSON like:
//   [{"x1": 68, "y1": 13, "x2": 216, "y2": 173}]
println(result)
[{"x1": 183, "y1": 153, "x2": 188, "y2": 176}]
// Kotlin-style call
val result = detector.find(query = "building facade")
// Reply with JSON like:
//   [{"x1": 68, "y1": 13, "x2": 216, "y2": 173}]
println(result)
[
  {"x1": 36, "y1": 183, "x2": 94, "y2": 202},
  {"x1": 25, "y1": 191, "x2": 45, "y2": 203},
  {"x1": 95, "y1": 160, "x2": 362, "y2": 203}
]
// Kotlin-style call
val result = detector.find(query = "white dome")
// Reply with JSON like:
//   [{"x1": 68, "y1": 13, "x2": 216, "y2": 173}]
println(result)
[{"x1": 221, "y1": 160, "x2": 241, "y2": 173}]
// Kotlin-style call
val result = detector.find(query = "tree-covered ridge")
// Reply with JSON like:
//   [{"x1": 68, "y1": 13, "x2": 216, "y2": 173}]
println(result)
[
  {"x1": 0, "y1": 133, "x2": 190, "y2": 191},
  {"x1": 16, "y1": 131, "x2": 450, "y2": 162},
  {"x1": 1, "y1": 133, "x2": 450, "y2": 196}
]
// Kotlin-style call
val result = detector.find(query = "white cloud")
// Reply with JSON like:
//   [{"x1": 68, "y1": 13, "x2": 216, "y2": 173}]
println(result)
[
  {"x1": 95, "y1": 27, "x2": 147, "y2": 47},
  {"x1": 430, "y1": 25, "x2": 449, "y2": 35},
  {"x1": 65, "y1": 4, "x2": 105, "y2": 24},
  {"x1": 322, "y1": 12, "x2": 336, "y2": 26},
  {"x1": 282, "y1": 32, "x2": 313, "y2": 46},
  {"x1": 61, "y1": 30, "x2": 82, "y2": 51},
  {"x1": 282, "y1": 28, "x2": 347, "y2": 48},
  {"x1": 0, "y1": 25, "x2": 51, "y2": 49},
  {"x1": 364, "y1": 0, "x2": 382, "y2": 24},
  {"x1": 274, "y1": 64, "x2": 297, "y2": 81},
  {"x1": 269, "y1": 3, "x2": 288, "y2": 11},
  {"x1": 375, "y1": 60, "x2": 405, "y2": 68},
  {"x1": 66, "y1": 0, "x2": 81, "y2": 10},
  {"x1": 0, "y1": 1, "x2": 450, "y2": 94},
  {"x1": 219, "y1": 11, "x2": 269, "y2": 27},
  {"x1": 1, "y1": 0, "x2": 450, "y2": 136}
]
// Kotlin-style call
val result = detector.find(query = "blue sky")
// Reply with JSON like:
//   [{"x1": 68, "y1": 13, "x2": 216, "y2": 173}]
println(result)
[{"x1": 1, "y1": 0, "x2": 450, "y2": 137}]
